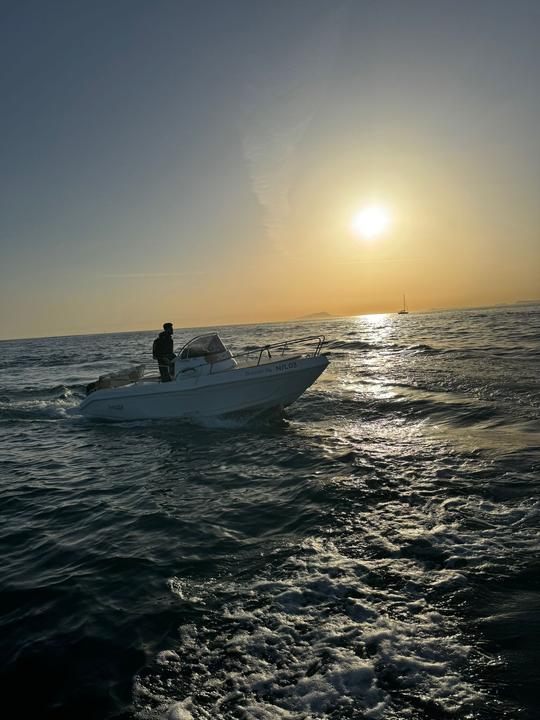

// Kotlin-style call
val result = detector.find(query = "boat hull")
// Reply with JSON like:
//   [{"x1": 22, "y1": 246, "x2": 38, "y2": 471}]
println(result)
[{"x1": 80, "y1": 355, "x2": 329, "y2": 421}]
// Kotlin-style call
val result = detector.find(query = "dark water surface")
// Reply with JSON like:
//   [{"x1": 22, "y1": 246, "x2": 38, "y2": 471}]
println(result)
[{"x1": 1, "y1": 307, "x2": 539, "y2": 719}]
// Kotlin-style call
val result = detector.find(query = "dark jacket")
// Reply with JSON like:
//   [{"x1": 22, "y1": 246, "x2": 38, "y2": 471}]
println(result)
[{"x1": 153, "y1": 331, "x2": 173, "y2": 358}]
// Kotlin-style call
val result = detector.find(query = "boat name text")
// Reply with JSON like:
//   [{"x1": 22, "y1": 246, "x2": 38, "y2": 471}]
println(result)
[{"x1": 275, "y1": 361, "x2": 298, "y2": 371}]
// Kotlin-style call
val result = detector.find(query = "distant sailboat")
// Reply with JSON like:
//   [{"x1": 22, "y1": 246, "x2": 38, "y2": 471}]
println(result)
[{"x1": 398, "y1": 295, "x2": 409, "y2": 315}]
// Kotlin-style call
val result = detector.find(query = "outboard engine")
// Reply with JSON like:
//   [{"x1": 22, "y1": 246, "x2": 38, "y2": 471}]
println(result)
[{"x1": 85, "y1": 364, "x2": 145, "y2": 395}]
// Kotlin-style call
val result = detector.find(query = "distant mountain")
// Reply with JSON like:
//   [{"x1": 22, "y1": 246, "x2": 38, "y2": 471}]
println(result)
[{"x1": 297, "y1": 312, "x2": 334, "y2": 320}]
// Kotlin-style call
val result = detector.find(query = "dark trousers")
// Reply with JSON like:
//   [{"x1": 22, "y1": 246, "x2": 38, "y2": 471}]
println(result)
[{"x1": 156, "y1": 357, "x2": 172, "y2": 382}]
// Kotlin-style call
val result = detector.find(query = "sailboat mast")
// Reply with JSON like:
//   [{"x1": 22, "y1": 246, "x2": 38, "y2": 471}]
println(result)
[{"x1": 398, "y1": 294, "x2": 408, "y2": 314}]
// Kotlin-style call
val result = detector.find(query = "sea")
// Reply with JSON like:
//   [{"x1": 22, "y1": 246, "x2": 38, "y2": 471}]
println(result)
[{"x1": 0, "y1": 306, "x2": 539, "y2": 720}]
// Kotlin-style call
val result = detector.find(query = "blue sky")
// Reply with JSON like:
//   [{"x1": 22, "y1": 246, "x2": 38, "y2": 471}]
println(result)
[{"x1": 1, "y1": 0, "x2": 539, "y2": 338}]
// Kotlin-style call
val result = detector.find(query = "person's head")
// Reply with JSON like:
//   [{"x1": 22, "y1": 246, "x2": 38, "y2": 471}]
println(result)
[{"x1": 163, "y1": 322, "x2": 173, "y2": 335}]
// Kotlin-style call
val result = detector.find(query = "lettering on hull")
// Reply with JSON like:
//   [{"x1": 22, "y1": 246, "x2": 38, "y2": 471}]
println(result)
[{"x1": 275, "y1": 361, "x2": 298, "y2": 372}]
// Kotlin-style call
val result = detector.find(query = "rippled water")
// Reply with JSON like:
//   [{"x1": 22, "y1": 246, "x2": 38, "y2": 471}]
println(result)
[{"x1": 1, "y1": 307, "x2": 539, "y2": 719}]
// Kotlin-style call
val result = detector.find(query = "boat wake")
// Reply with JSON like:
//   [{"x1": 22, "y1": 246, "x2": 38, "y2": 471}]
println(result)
[
  {"x1": 133, "y1": 539, "x2": 480, "y2": 720},
  {"x1": 0, "y1": 385, "x2": 81, "y2": 422}
]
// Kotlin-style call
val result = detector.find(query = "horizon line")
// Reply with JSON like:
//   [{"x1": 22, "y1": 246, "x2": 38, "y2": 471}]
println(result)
[{"x1": 1, "y1": 300, "x2": 538, "y2": 343}]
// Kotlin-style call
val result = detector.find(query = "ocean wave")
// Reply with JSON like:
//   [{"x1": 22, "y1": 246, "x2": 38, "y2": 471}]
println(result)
[
  {"x1": 328, "y1": 339, "x2": 442, "y2": 355},
  {"x1": 336, "y1": 383, "x2": 502, "y2": 430},
  {"x1": 328, "y1": 340, "x2": 374, "y2": 350},
  {"x1": 327, "y1": 339, "x2": 539, "y2": 361}
]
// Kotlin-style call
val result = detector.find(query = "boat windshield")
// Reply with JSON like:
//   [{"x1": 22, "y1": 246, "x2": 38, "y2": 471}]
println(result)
[{"x1": 179, "y1": 333, "x2": 228, "y2": 359}]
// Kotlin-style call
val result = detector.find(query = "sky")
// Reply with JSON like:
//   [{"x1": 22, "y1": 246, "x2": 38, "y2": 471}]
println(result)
[{"x1": 1, "y1": 0, "x2": 539, "y2": 339}]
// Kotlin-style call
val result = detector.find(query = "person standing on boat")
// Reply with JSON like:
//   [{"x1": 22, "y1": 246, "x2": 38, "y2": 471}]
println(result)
[{"x1": 152, "y1": 322, "x2": 175, "y2": 382}]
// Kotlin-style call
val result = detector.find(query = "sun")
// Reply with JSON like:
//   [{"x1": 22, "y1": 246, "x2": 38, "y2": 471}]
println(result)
[{"x1": 350, "y1": 204, "x2": 391, "y2": 240}]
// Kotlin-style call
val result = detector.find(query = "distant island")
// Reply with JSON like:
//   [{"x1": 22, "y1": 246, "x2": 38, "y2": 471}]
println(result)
[
  {"x1": 297, "y1": 312, "x2": 334, "y2": 320},
  {"x1": 485, "y1": 300, "x2": 539, "y2": 308},
  {"x1": 426, "y1": 299, "x2": 540, "y2": 313}
]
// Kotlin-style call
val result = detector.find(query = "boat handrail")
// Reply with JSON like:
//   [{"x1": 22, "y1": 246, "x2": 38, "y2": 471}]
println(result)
[
  {"x1": 225, "y1": 334, "x2": 326, "y2": 371},
  {"x1": 139, "y1": 335, "x2": 326, "y2": 380}
]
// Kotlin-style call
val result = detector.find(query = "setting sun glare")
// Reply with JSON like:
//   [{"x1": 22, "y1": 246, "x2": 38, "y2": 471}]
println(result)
[{"x1": 350, "y1": 205, "x2": 391, "y2": 241}]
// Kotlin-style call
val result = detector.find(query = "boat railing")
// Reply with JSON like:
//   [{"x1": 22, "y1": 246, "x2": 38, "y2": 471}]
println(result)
[
  {"x1": 229, "y1": 335, "x2": 326, "y2": 371},
  {"x1": 137, "y1": 335, "x2": 326, "y2": 380}
]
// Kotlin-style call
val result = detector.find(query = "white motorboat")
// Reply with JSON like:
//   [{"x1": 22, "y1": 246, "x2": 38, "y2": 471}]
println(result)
[{"x1": 80, "y1": 333, "x2": 329, "y2": 421}]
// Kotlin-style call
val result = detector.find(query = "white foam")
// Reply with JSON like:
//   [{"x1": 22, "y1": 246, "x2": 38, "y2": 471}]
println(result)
[
  {"x1": 134, "y1": 539, "x2": 481, "y2": 718},
  {"x1": 157, "y1": 650, "x2": 180, "y2": 665},
  {"x1": 165, "y1": 700, "x2": 194, "y2": 720}
]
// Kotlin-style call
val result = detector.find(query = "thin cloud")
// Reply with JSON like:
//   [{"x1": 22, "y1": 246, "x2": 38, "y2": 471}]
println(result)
[
  {"x1": 241, "y1": 10, "x2": 342, "y2": 253},
  {"x1": 99, "y1": 271, "x2": 208, "y2": 279},
  {"x1": 333, "y1": 257, "x2": 423, "y2": 265}
]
